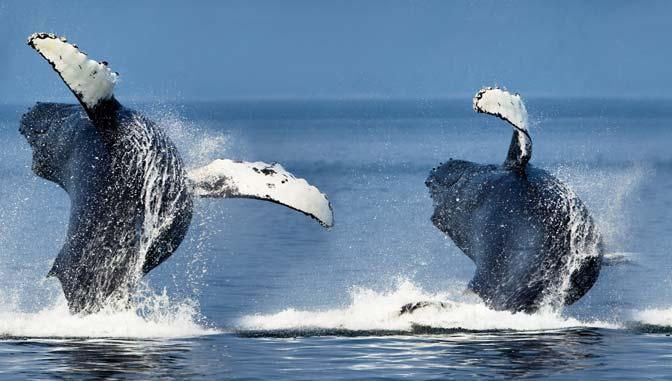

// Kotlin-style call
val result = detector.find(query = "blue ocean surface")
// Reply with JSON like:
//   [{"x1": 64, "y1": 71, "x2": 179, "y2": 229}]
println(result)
[{"x1": 0, "y1": 99, "x2": 670, "y2": 379}]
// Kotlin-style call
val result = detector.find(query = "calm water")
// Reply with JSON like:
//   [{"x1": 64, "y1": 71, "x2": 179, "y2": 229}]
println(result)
[{"x1": 0, "y1": 99, "x2": 671, "y2": 380}]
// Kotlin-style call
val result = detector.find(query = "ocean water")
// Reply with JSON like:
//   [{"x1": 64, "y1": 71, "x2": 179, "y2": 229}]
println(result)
[{"x1": 0, "y1": 99, "x2": 671, "y2": 379}]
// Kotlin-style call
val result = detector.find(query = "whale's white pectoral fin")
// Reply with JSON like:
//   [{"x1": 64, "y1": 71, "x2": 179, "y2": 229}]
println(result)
[
  {"x1": 187, "y1": 159, "x2": 334, "y2": 228},
  {"x1": 473, "y1": 87, "x2": 532, "y2": 170},
  {"x1": 28, "y1": 33, "x2": 118, "y2": 111},
  {"x1": 473, "y1": 87, "x2": 528, "y2": 131}
]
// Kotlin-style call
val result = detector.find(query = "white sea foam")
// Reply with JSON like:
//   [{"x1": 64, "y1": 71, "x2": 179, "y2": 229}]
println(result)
[
  {"x1": 632, "y1": 308, "x2": 672, "y2": 327},
  {"x1": 238, "y1": 280, "x2": 618, "y2": 333},
  {"x1": 0, "y1": 288, "x2": 219, "y2": 339}
]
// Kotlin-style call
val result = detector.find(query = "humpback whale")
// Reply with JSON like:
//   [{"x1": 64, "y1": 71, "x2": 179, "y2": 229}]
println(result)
[
  {"x1": 20, "y1": 33, "x2": 333, "y2": 314},
  {"x1": 423, "y1": 87, "x2": 603, "y2": 313}
]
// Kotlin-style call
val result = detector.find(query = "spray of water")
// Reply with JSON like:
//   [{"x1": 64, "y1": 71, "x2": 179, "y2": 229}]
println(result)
[
  {"x1": 121, "y1": 113, "x2": 188, "y2": 305},
  {"x1": 144, "y1": 105, "x2": 231, "y2": 298},
  {"x1": 534, "y1": 164, "x2": 647, "y2": 312},
  {"x1": 102, "y1": 107, "x2": 232, "y2": 334},
  {"x1": 552, "y1": 163, "x2": 648, "y2": 247},
  {"x1": 538, "y1": 182, "x2": 603, "y2": 311}
]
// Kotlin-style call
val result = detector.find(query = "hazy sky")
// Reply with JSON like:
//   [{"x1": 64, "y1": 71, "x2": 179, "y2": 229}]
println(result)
[{"x1": 0, "y1": 1, "x2": 669, "y2": 103}]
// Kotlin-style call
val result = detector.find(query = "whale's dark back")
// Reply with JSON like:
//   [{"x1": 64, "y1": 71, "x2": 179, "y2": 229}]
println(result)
[
  {"x1": 20, "y1": 103, "x2": 193, "y2": 313},
  {"x1": 426, "y1": 160, "x2": 603, "y2": 312}
]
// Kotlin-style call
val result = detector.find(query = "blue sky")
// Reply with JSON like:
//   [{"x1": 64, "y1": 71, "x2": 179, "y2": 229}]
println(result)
[{"x1": 0, "y1": 1, "x2": 670, "y2": 103}]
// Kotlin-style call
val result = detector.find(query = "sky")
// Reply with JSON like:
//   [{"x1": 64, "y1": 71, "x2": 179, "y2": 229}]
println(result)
[{"x1": 0, "y1": 0, "x2": 670, "y2": 103}]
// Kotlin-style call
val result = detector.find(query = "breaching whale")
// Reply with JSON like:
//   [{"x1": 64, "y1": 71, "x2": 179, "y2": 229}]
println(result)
[
  {"x1": 423, "y1": 87, "x2": 603, "y2": 313},
  {"x1": 20, "y1": 33, "x2": 334, "y2": 314}
]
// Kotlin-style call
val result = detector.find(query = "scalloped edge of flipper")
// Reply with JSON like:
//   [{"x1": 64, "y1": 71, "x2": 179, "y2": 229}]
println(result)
[
  {"x1": 28, "y1": 33, "x2": 119, "y2": 112},
  {"x1": 187, "y1": 159, "x2": 334, "y2": 228},
  {"x1": 473, "y1": 87, "x2": 532, "y2": 170}
]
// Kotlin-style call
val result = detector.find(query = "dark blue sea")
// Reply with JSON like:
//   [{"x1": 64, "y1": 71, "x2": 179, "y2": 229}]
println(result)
[{"x1": 0, "y1": 99, "x2": 670, "y2": 380}]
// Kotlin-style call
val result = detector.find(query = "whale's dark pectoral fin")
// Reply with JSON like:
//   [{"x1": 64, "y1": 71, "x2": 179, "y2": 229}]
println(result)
[
  {"x1": 473, "y1": 87, "x2": 532, "y2": 171},
  {"x1": 187, "y1": 159, "x2": 333, "y2": 228},
  {"x1": 27, "y1": 33, "x2": 120, "y2": 125}
]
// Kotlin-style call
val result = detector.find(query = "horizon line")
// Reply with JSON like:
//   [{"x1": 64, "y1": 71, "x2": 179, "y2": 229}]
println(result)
[{"x1": 3, "y1": 94, "x2": 672, "y2": 107}]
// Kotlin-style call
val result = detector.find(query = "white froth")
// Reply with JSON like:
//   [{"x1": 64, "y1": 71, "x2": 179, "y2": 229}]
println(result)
[
  {"x1": 239, "y1": 280, "x2": 617, "y2": 332},
  {"x1": 0, "y1": 293, "x2": 218, "y2": 339},
  {"x1": 28, "y1": 33, "x2": 117, "y2": 109},
  {"x1": 632, "y1": 308, "x2": 672, "y2": 327},
  {"x1": 188, "y1": 159, "x2": 333, "y2": 227}
]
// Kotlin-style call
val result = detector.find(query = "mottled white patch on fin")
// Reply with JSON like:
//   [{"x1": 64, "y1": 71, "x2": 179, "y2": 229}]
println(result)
[
  {"x1": 473, "y1": 87, "x2": 532, "y2": 170},
  {"x1": 28, "y1": 33, "x2": 118, "y2": 110},
  {"x1": 187, "y1": 159, "x2": 333, "y2": 228},
  {"x1": 473, "y1": 87, "x2": 528, "y2": 131}
]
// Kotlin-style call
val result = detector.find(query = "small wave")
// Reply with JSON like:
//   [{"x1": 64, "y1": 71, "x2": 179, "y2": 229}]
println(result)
[
  {"x1": 237, "y1": 280, "x2": 618, "y2": 336},
  {"x1": 0, "y1": 291, "x2": 219, "y2": 340}
]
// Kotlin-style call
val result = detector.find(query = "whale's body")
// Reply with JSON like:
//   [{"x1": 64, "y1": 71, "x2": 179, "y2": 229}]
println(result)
[
  {"x1": 21, "y1": 33, "x2": 333, "y2": 314},
  {"x1": 427, "y1": 160, "x2": 602, "y2": 312},
  {"x1": 21, "y1": 102, "x2": 192, "y2": 312},
  {"x1": 425, "y1": 88, "x2": 603, "y2": 313}
]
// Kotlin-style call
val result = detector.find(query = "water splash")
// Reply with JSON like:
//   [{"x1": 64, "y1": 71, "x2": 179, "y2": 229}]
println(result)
[
  {"x1": 143, "y1": 105, "x2": 231, "y2": 167},
  {"x1": 238, "y1": 279, "x2": 618, "y2": 335},
  {"x1": 88, "y1": 103, "x2": 234, "y2": 313},
  {"x1": 631, "y1": 308, "x2": 672, "y2": 328},
  {"x1": 536, "y1": 164, "x2": 647, "y2": 310},
  {"x1": 0, "y1": 286, "x2": 218, "y2": 339},
  {"x1": 97, "y1": 105, "x2": 234, "y2": 316},
  {"x1": 539, "y1": 182, "x2": 602, "y2": 310},
  {"x1": 145, "y1": 105, "x2": 232, "y2": 300}
]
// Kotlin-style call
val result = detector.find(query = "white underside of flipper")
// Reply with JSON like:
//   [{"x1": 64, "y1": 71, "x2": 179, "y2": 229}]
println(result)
[
  {"x1": 28, "y1": 33, "x2": 118, "y2": 110},
  {"x1": 473, "y1": 87, "x2": 532, "y2": 168},
  {"x1": 187, "y1": 159, "x2": 334, "y2": 228},
  {"x1": 473, "y1": 87, "x2": 528, "y2": 131}
]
